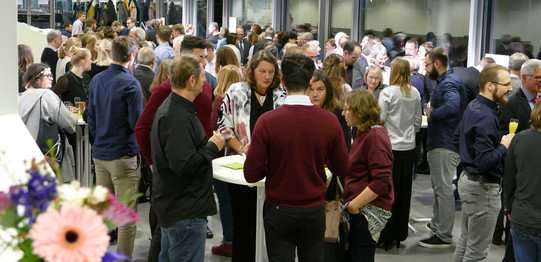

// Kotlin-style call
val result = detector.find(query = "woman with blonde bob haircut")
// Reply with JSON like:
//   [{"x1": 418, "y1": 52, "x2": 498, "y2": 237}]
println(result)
[
  {"x1": 341, "y1": 89, "x2": 394, "y2": 261},
  {"x1": 363, "y1": 65, "x2": 387, "y2": 100},
  {"x1": 376, "y1": 57, "x2": 422, "y2": 249}
]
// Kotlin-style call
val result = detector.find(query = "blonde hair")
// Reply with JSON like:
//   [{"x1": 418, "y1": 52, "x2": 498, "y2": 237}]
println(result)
[
  {"x1": 531, "y1": 99, "x2": 541, "y2": 132},
  {"x1": 69, "y1": 46, "x2": 91, "y2": 65},
  {"x1": 214, "y1": 65, "x2": 243, "y2": 97},
  {"x1": 389, "y1": 57, "x2": 412, "y2": 98},
  {"x1": 149, "y1": 59, "x2": 173, "y2": 93},
  {"x1": 96, "y1": 38, "x2": 113, "y2": 66},
  {"x1": 58, "y1": 37, "x2": 82, "y2": 59},
  {"x1": 85, "y1": 34, "x2": 100, "y2": 61}
]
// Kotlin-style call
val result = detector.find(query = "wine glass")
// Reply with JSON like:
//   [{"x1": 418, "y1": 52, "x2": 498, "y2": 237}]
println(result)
[{"x1": 509, "y1": 118, "x2": 519, "y2": 134}]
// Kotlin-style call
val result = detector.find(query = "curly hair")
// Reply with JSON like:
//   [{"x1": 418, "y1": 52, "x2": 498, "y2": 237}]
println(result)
[{"x1": 343, "y1": 89, "x2": 385, "y2": 132}]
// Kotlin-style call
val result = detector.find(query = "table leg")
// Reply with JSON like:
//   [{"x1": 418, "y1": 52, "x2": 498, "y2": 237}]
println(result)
[
  {"x1": 75, "y1": 125, "x2": 83, "y2": 183},
  {"x1": 255, "y1": 186, "x2": 265, "y2": 262},
  {"x1": 83, "y1": 124, "x2": 92, "y2": 187}
]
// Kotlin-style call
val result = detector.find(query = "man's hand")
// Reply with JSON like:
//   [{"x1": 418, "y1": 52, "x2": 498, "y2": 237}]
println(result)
[
  {"x1": 425, "y1": 106, "x2": 434, "y2": 122},
  {"x1": 209, "y1": 132, "x2": 225, "y2": 151},
  {"x1": 501, "y1": 133, "x2": 515, "y2": 148}
]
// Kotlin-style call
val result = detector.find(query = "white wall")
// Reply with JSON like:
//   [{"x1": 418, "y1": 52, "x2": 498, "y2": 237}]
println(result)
[{"x1": 1, "y1": 0, "x2": 19, "y2": 115}]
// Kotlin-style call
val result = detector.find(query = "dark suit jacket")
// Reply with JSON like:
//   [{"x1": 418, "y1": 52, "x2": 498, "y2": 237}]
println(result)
[
  {"x1": 239, "y1": 38, "x2": 251, "y2": 66},
  {"x1": 134, "y1": 65, "x2": 155, "y2": 106},
  {"x1": 497, "y1": 88, "x2": 532, "y2": 136},
  {"x1": 357, "y1": 54, "x2": 369, "y2": 68},
  {"x1": 350, "y1": 62, "x2": 366, "y2": 89},
  {"x1": 453, "y1": 66, "x2": 480, "y2": 104}
]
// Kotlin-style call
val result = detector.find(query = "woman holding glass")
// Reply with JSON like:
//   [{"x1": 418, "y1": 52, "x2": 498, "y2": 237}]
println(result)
[
  {"x1": 218, "y1": 50, "x2": 286, "y2": 261},
  {"x1": 52, "y1": 47, "x2": 92, "y2": 105},
  {"x1": 19, "y1": 63, "x2": 78, "y2": 181},
  {"x1": 341, "y1": 89, "x2": 394, "y2": 262},
  {"x1": 376, "y1": 57, "x2": 422, "y2": 249}
]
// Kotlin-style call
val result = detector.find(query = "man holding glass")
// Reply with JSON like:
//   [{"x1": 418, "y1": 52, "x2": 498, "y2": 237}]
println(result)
[{"x1": 453, "y1": 64, "x2": 514, "y2": 261}]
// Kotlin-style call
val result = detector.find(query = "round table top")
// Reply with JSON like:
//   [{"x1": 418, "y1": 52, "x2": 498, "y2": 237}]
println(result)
[{"x1": 212, "y1": 155, "x2": 265, "y2": 187}]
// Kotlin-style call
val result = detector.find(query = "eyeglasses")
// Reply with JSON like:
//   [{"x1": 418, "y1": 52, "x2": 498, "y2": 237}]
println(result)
[
  {"x1": 492, "y1": 82, "x2": 511, "y2": 87},
  {"x1": 425, "y1": 61, "x2": 435, "y2": 68},
  {"x1": 43, "y1": 74, "x2": 53, "y2": 79},
  {"x1": 368, "y1": 76, "x2": 381, "y2": 81},
  {"x1": 527, "y1": 75, "x2": 541, "y2": 81},
  {"x1": 308, "y1": 88, "x2": 325, "y2": 94}
]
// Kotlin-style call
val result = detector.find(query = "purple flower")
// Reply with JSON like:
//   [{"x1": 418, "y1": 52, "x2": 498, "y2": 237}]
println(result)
[{"x1": 8, "y1": 168, "x2": 57, "y2": 224}]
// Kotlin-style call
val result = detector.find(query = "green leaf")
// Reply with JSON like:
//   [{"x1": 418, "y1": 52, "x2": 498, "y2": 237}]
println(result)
[
  {"x1": 120, "y1": 189, "x2": 142, "y2": 205},
  {"x1": 0, "y1": 208, "x2": 19, "y2": 228}
]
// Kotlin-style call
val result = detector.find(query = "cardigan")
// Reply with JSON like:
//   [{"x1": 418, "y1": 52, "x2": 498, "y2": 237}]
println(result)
[{"x1": 217, "y1": 81, "x2": 286, "y2": 145}]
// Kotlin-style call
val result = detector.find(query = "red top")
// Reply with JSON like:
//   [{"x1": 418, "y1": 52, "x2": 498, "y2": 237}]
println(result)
[
  {"x1": 343, "y1": 127, "x2": 394, "y2": 211},
  {"x1": 134, "y1": 78, "x2": 213, "y2": 164},
  {"x1": 244, "y1": 104, "x2": 349, "y2": 208}
]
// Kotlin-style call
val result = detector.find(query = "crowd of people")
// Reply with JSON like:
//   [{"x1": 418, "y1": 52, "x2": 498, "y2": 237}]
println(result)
[{"x1": 15, "y1": 13, "x2": 541, "y2": 262}]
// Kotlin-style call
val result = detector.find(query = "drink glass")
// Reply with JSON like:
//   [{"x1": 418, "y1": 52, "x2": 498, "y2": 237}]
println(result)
[
  {"x1": 78, "y1": 101, "x2": 86, "y2": 114},
  {"x1": 509, "y1": 118, "x2": 519, "y2": 134}
]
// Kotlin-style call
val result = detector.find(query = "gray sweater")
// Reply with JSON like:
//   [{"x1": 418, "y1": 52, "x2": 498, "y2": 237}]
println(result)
[
  {"x1": 18, "y1": 88, "x2": 77, "y2": 141},
  {"x1": 504, "y1": 128, "x2": 541, "y2": 229}
]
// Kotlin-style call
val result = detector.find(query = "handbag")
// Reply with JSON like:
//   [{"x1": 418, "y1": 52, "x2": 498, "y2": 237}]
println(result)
[
  {"x1": 36, "y1": 95, "x2": 62, "y2": 163},
  {"x1": 325, "y1": 175, "x2": 344, "y2": 242}
]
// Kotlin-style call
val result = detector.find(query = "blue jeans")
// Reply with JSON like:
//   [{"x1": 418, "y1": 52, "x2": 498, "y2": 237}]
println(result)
[
  {"x1": 213, "y1": 179, "x2": 233, "y2": 243},
  {"x1": 159, "y1": 218, "x2": 206, "y2": 262},
  {"x1": 511, "y1": 222, "x2": 541, "y2": 262},
  {"x1": 453, "y1": 172, "x2": 501, "y2": 262}
]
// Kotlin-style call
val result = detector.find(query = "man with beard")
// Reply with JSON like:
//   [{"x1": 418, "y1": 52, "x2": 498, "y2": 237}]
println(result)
[
  {"x1": 420, "y1": 47, "x2": 467, "y2": 248},
  {"x1": 452, "y1": 64, "x2": 515, "y2": 261}
]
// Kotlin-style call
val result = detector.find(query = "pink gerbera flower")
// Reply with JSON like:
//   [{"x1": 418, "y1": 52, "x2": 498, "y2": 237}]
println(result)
[{"x1": 30, "y1": 203, "x2": 110, "y2": 262}]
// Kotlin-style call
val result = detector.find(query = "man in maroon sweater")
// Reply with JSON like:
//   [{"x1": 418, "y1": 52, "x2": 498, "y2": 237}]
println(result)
[
  {"x1": 135, "y1": 35, "x2": 213, "y2": 167},
  {"x1": 244, "y1": 54, "x2": 349, "y2": 262},
  {"x1": 133, "y1": 35, "x2": 213, "y2": 262}
]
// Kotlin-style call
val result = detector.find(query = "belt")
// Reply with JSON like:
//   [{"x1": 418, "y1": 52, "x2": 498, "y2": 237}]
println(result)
[{"x1": 464, "y1": 172, "x2": 501, "y2": 184}]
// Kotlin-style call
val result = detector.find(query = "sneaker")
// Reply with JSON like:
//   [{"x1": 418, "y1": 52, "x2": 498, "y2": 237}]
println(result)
[
  {"x1": 211, "y1": 242, "x2": 232, "y2": 257},
  {"x1": 419, "y1": 235, "x2": 452, "y2": 248},
  {"x1": 206, "y1": 226, "x2": 214, "y2": 239},
  {"x1": 426, "y1": 223, "x2": 437, "y2": 235}
]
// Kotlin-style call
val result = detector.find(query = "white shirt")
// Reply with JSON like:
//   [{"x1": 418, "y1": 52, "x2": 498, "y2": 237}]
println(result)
[
  {"x1": 72, "y1": 19, "x2": 84, "y2": 35},
  {"x1": 205, "y1": 56, "x2": 217, "y2": 78}
]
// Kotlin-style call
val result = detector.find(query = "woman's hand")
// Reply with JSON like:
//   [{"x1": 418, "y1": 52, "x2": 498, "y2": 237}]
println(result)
[
  {"x1": 348, "y1": 202, "x2": 360, "y2": 215},
  {"x1": 240, "y1": 142, "x2": 250, "y2": 154}
]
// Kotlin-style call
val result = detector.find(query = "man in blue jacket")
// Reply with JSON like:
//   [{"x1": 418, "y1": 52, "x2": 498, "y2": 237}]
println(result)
[
  {"x1": 87, "y1": 36, "x2": 142, "y2": 258},
  {"x1": 420, "y1": 47, "x2": 467, "y2": 248}
]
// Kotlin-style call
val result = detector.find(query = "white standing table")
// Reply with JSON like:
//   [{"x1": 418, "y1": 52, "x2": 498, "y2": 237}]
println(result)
[
  {"x1": 76, "y1": 119, "x2": 92, "y2": 186},
  {"x1": 212, "y1": 155, "x2": 266, "y2": 262}
]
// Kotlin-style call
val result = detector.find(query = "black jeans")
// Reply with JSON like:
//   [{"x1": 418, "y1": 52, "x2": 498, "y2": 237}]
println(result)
[
  {"x1": 340, "y1": 213, "x2": 376, "y2": 262},
  {"x1": 263, "y1": 202, "x2": 325, "y2": 262},
  {"x1": 228, "y1": 184, "x2": 257, "y2": 262}
]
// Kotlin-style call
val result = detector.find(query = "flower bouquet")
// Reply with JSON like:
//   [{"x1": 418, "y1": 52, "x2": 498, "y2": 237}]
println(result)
[{"x1": 0, "y1": 159, "x2": 140, "y2": 262}]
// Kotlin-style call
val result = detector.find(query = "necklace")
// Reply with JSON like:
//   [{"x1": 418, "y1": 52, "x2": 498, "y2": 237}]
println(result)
[{"x1": 253, "y1": 88, "x2": 268, "y2": 103}]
